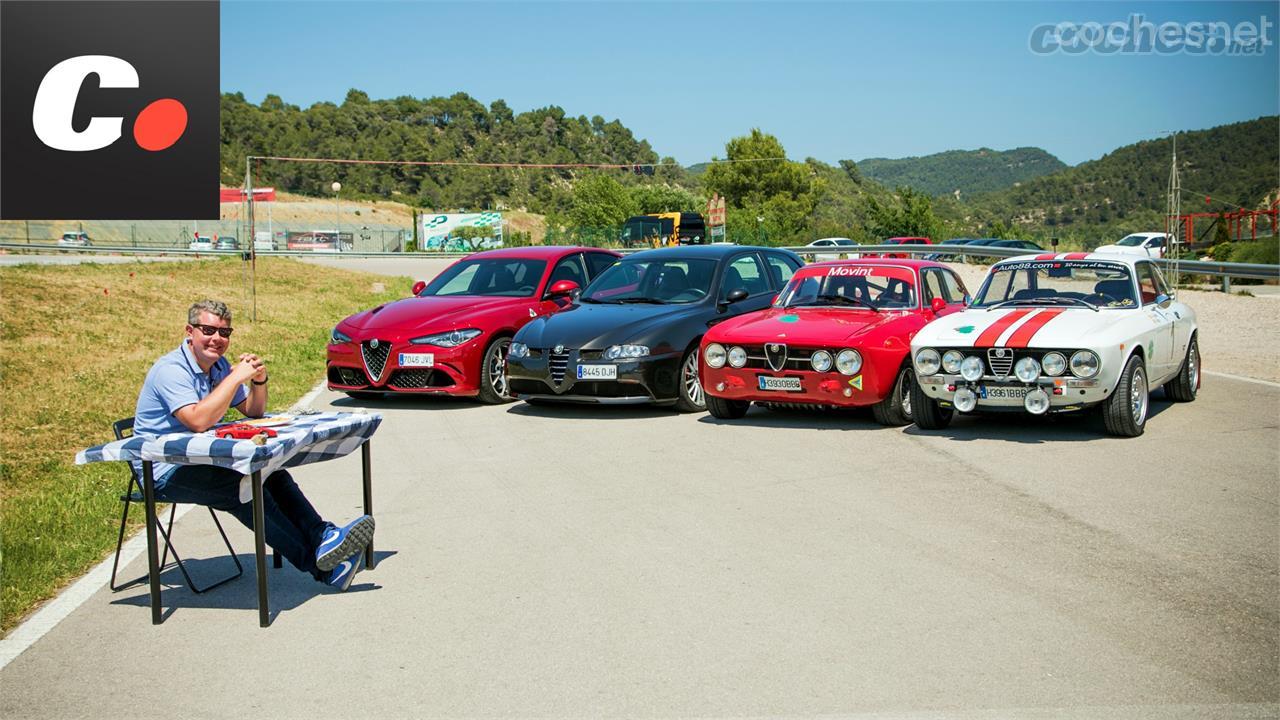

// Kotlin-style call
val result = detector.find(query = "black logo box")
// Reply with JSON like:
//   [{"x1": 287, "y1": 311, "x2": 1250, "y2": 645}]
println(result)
[{"x1": 1, "y1": 1, "x2": 219, "y2": 220}]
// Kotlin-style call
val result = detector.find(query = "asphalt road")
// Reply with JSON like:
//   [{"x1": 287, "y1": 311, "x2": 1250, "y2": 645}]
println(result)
[{"x1": 1, "y1": 373, "x2": 1276, "y2": 718}]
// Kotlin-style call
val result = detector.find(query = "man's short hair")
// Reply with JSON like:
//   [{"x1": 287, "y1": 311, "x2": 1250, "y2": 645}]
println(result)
[{"x1": 188, "y1": 299, "x2": 232, "y2": 325}]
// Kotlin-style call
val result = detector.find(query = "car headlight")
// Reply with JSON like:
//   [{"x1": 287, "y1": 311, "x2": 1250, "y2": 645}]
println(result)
[
  {"x1": 1070, "y1": 350, "x2": 1100, "y2": 378},
  {"x1": 604, "y1": 344, "x2": 650, "y2": 360},
  {"x1": 810, "y1": 350, "x2": 833, "y2": 372},
  {"x1": 915, "y1": 348, "x2": 941, "y2": 376},
  {"x1": 705, "y1": 343, "x2": 727, "y2": 369},
  {"x1": 331, "y1": 327, "x2": 352, "y2": 344},
  {"x1": 1042, "y1": 352, "x2": 1067, "y2": 376},
  {"x1": 835, "y1": 349, "x2": 862, "y2": 375},
  {"x1": 941, "y1": 350, "x2": 963, "y2": 374},
  {"x1": 960, "y1": 355, "x2": 984, "y2": 382},
  {"x1": 409, "y1": 328, "x2": 482, "y2": 347},
  {"x1": 509, "y1": 342, "x2": 529, "y2": 360},
  {"x1": 1014, "y1": 357, "x2": 1041, "y2": 382},
  {"x1": 728, "y1": 346, "x2": 748, "y2": 368}
]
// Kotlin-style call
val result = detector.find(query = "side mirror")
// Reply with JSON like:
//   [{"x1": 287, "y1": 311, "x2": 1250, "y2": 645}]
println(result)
[
  {"x1": 717, "y1": 288, "x2": 749, "y2": 312},
  {"x1": 930, "y1": 297, "x2": 947, "y2": 314},
  {"x1": 1155, "y1": 293, "x2": 1172, "y2": 307},
  {"x1": 411, "y1": 280, "x2": 426, "y2": 296},
  {"x1": 963, "y1": 294, "x2": 972, "y2": 306},
  {"x1": 548, "y1": 279, "x2": 580, "y2": 298}
]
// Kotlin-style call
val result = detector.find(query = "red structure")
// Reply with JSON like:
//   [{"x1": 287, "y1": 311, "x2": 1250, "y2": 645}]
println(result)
[{"x1": 1169, "y1": 199, "x2": 1279, "y2": 245}]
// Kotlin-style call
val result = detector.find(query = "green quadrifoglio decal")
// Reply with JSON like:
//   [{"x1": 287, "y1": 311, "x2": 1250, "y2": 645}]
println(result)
[
  {"x1": 956, "y1": 325, "x2": 975, "y2": 334},
  {"x1": 778, "y1": 315, "x2": 799, "y2": 323}
]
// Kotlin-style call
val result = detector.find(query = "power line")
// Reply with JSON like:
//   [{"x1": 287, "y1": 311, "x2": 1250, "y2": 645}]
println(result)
[{"x1": 247, "y1": 155, "x2": 789, "y2": 169}]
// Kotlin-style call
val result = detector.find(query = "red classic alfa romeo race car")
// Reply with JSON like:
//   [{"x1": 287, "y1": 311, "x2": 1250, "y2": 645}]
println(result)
[
  {"x1": 327, "y1": 246, "x2": 621, "y2": 403},
  {"x1": 700, "y1": 259, "x2": 969, "y2": 424}
]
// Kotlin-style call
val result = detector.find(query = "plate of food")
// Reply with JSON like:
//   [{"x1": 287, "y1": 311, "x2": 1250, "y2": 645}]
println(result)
[{"x1": 241, "y1": 415, "x2": 294, "y2": 427}]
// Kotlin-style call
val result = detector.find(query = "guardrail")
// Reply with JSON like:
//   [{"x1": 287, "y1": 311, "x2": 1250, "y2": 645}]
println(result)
[{"x1": 5, "y1": 241, "x2": 1275, "y2": 290}]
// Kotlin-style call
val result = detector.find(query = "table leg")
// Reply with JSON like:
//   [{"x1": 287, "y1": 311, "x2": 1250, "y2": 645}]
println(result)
[
  {"x1": 251, "y1": 469, "x2": 269, "y2": 627},
  {"x1": 362, "y1": 441, "x2": 375, "y2": 569},
  {"x1": 142, "y1": 461, "x2": 162, "y2": 625}
]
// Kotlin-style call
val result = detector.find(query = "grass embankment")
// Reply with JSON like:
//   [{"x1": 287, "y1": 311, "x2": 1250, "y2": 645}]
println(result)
[{"x1": 0, "y1": 257, "x2": 410, "y2": 633}]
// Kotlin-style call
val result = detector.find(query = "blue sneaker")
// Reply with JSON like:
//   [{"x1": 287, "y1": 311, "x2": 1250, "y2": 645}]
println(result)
[
  {"x1": 326, "y1": 552, "x2": 364, "y2": 592},
  {"x1": 315, "y1": 515, "x2": 375, "y2": 572}
]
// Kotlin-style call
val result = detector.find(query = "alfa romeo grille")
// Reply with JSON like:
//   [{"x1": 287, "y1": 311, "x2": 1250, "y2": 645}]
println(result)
[
  {"x1": 986, "y1": 348, "x2": 1013, "y2": 378},
  {"x1": 361, "y1": 341, "x2": 391, "y2": 382},
  {"x1": 549, "y1": 350, "x2": 570, "y2": 385}
]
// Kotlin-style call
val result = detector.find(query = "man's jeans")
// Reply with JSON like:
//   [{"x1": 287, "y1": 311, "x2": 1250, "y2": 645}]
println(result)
[{"x1": 155, "y1": 465, "x2": 329, "y2": 581}]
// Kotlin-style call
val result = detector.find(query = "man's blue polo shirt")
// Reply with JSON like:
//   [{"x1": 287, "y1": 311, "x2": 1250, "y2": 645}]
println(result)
[{"x1": 133, "y1": 340, "x2": 248, "y2": 487}]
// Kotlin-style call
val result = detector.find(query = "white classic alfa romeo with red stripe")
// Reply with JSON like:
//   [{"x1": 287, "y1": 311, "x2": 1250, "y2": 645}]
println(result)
[{"x1": 909, "y1": 253, "x2": 1200, "y2": 437}]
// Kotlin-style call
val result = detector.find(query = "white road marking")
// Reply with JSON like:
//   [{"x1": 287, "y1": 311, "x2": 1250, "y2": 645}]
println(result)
[{"x1": 1204, "y1": 370, "x2": 1280, "y2": 389}]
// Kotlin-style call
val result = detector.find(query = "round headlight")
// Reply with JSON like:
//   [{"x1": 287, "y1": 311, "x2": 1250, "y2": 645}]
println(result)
[
  {"x1": 960, "y1": 355, "x2": 984, "y2": 382},
  {"x1": 728, "y1": 346, "x2": 748, "y2": 368},
  {"x1": 810, "y1": 350, "x2": 833, "y2": 372},
  {"x1": 1024, "y1": 388, "x2": 1051, "y2": 415},
  {"x1": 1014, "y1": 357, "x2": 1041, "y2": 383},
  {"x1": 1070, "y1": 350, "x2": 1100, "y2": 378},
  {"x1": 941, "y1": 350, "x2": 963, "y2": 374},
  {"x1": 915, "y1": 348, "x2": 941, "y2": 376},
  {"x1": 705, "y1": 343, "x2": 727, "y2": 369},
  {"x1": 835, "y1": 349, "x2": 862, "y2": 375},
  {"x1": 1042, "y1": 352, "x2": 1067, "y2": 376},
  {"x1": 953, "y1": 386, "x2": 978, "y2": 412}
]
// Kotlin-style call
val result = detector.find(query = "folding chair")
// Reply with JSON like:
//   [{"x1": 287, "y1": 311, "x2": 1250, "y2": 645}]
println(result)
[{"x1": 108, "y1": 417, "x2": 243, "y2": 593}]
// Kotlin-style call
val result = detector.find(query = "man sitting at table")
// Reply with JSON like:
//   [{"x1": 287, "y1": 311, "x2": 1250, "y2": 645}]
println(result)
[{"x1": 133, "y1": 299, "x2": 373, "y2": 591}]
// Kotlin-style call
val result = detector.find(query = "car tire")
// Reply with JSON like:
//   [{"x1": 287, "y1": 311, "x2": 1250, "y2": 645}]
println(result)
[
  {"x1": 909, "y1": 374, "x2": 952, "y2": 430},
  {"x1": 674, "y1": 346, "x2": 707, "y2": 413},
  {"x1": 872, "y1": 366, "x2": 914, "y2": 426},
  {"x1": 1162, "y1": 334, "x2": 1199, "y2": 403},
  {"x1": 477, "y1": 336, "x2": 514, "y2": 404},
  {"x1": 345, "y1": 391, "x2": 382, "y2": 401},
  {"x1": 1103, "y1": 354, "x2": 1148, "y2": 437},
  {"x1": 706, "y1": 394, "x2": 750, "y2": 419}
]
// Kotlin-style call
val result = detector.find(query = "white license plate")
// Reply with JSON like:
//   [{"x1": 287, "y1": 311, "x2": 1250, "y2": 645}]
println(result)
[
  {"x1": 982, "y1": 385, "x2": 1028, "y2": 400},
  {"x1": 398, "y1": 353, "x2": 434, "y2": 367},
  {"x1": 758, "y1": 376, "x2": 802, "y2": 392},
  {"x1": 577, "y1": 364, "x2": 617, "y2": 380}
]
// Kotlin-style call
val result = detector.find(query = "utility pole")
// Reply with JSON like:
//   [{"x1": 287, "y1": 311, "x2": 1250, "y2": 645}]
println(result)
[{"x1": 1164, "y1": 131, "x2": 1181, "y2": 289}]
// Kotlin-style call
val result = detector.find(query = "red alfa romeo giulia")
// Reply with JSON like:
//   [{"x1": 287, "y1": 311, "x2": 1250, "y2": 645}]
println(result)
[
  {"x1": 700, "y1": 258, "x2": 969, "y2": 424},
  {"x1": 327, "y1": 246, "x2": 621, "y2": 403}
]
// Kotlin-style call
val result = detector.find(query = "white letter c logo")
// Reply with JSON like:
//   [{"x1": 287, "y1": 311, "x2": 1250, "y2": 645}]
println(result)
[{"x1": 32, "y1": 55, "x2": 139, "y2": 152}]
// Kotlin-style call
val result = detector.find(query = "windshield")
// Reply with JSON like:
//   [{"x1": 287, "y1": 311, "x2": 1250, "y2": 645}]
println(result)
[
  {"x1": 420, "y1": 258, "x2": 547, "y2": 297},
  {"x1": 973, "y1": 260, "x2": 1136, "y2": 309},
  {"x1": 582, "y1": 258, "x2": 716, "y2": 304},
  {"x1": 1116, "y1": 234, "x2": 1147, "y2": 247},
  {"x1": 775, "y1": 264, "x2": 917, "y2": 310}
]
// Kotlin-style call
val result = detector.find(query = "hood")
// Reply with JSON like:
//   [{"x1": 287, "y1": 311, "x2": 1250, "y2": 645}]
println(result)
[
  {"x1": 515, "y1": 302, "x2": 702, "y2": 350},
  {"x1": 341, "y1": 295, "x2": 523, "y2": 335},
  {"x1": 710, "y1": 307, "x2": 914, "y2": 346},
  {"x1": 915, "y1": 307, "x2": 1131, "y2": 348}
]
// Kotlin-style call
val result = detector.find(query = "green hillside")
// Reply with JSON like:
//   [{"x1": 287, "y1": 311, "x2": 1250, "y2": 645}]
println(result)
[
  {"x1": 857, "y1": 147, "x2": 1066, "y2": 197},
  {"x1": 957, "y1": 116, "x2": 1279, "y2": 246}
]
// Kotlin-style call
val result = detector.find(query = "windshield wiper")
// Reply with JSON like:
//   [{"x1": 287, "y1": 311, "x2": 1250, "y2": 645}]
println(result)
[
  {"x1": 578, "y1": 297, "x2": 604, "y2": 304},
  {"x1": 792, "y1": 294, "x2": 879, "y2": 311},
  {"x1": 986, "y1": 297, "x2": 1099, "y2": 312}
]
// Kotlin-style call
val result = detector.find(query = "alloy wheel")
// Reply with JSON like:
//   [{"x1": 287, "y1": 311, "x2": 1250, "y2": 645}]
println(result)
[
  {"x1": 1130, "y1": 367, "x2": 1148, "y2": 425},
  {"x1": 683, "y1": 349, "x2": 704, "y2": 408},
  {"x1": 489, "y1": 339, "x2": 510, "y2": 397}
]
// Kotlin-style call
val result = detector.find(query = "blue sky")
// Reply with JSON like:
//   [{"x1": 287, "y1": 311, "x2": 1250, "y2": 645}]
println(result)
[{"x1": 222, "y1": 1, "x2": 1279, "y2": 167}]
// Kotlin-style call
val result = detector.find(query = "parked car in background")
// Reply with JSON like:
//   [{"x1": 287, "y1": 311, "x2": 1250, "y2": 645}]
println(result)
[
  {"x1": 925, "y1": 238, "x2": 979, "y2": 261},
  {"x1": 700, "y1": 259, "x2": 970, "y2": 424},
  {"x1": 188, "y1": 235, "x2": 214, "y2": 251},
  {"x1": 1095, "y1": 232, "x2": 1169, "y2": 259},
  {"x1": 58, "y1": 231, "x2": 92, "y2": 247},
  {"x1": 215, "y1": 236, "x2": 239, "y2": 251},
  {"x1": 866, "y1": 236, "x2": 932, "y2": 259},
  {"x1": 961, "y1": 237, "x2": 1011, "y2": 263},
  {"x1": 254, "y1": 236, "x2": 278, "y2": 251},
  {"x1": 801, "y1": 237, "x2": 858, "y2": 261},
  {"x1": 327, "y1": 246, "x2": 621, "y2": 404},
  {"x1": 506, "y1": 244, "x2": 804, "y2": 411},
  {"x1": 910, "y1": 253, "x2": 1199, "y2": 437}
]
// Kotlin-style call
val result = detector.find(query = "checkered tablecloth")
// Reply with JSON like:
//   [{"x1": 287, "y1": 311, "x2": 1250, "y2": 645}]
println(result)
[{"x1": 76, "y1": 411, "x2": 383, "y2": 502}]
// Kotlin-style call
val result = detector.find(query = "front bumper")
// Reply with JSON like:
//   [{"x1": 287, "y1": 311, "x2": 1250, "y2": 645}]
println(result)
[
  {"x1": 507, "y1": 348, "x2": 682, "y2": 405},
  {"x1": 916, "y1": 373, "x2": 1111, "y2": 413},
  {"x1": 701, "y1": 363, "x2": 889, "y2": 407},
  {"x1": 326, "y1": 339, "x2": 484, "y2": 396}
]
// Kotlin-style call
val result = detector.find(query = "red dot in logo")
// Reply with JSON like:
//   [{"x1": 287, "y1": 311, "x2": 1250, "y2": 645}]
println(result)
[{"x1": 133, "y1": 98, "x2": 188, "y2": 151}]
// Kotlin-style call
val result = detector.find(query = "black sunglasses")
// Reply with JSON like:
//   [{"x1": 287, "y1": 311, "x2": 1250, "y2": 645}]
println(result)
[{"x1": 190, "y1": 323, "x2": 234, "y2": 338}]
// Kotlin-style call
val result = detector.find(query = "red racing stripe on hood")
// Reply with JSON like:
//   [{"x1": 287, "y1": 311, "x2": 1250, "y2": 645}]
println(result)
[
  {"x1": 1064, "y1": 252, "x2": 1089, "y2": 259},
  {"x1": 1004, "y1": 309, "x2": 1065, "y2": 347},
  {"x1": 1035, "y1": 253, "x2": 1057, "y2": 261},
  {"x1": 974, "y1": 309, "x2": 1033, "y2": 346}
]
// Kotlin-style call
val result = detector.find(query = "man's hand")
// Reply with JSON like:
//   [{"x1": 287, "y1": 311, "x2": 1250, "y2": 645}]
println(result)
[
  {"x1": 238, "y1": 353, "x2": 268, "y2": 383},
  {"x1": 229, "y1": 355, "x2": 261, "y2": 384}
]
